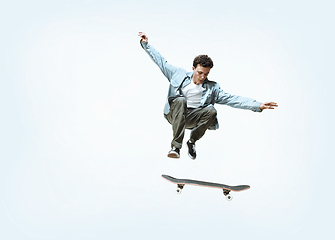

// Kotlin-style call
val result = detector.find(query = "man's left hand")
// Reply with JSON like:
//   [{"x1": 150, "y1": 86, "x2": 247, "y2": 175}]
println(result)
[{"x1": 260, "y1": 102, "x2": 278, "y2": 110}]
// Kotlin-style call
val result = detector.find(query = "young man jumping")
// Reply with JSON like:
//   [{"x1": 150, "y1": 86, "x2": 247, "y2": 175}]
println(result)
[{"x1": 138, "y1": 32, "x2": 278, "y2": 160}]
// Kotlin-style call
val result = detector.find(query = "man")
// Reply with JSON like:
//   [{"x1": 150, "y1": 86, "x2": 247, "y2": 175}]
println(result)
[{"x1": 138, "y1": 32, "x2": 278, "y2": 160}]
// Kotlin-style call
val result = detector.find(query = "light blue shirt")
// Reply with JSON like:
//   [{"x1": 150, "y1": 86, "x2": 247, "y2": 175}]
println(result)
[{"x1": 140, "y1": 40, "x2": 262, "y2": 130}]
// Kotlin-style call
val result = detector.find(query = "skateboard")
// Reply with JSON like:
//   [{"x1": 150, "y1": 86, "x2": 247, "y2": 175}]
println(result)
[{"x1": 162, "y1": 174, "x2": 250, "y2": 201}]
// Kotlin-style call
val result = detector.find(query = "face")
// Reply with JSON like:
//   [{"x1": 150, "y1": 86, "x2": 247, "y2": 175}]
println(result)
[{"x1": 192, "y1": 64, "x2": 211, "y2": 85}]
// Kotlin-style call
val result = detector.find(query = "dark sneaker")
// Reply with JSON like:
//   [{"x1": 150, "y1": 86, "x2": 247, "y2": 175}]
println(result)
[
  {"x1": 187, "y1": 140, "x2": 196, "y2": 160},
  {"x1": 167, "y1": 146, "x2": 180, "y2": 158}
]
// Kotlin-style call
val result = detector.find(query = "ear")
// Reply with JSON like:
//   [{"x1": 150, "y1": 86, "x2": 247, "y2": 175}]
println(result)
[{"x1": 192, "y1": 66, "x2": 195, "y2": 71}]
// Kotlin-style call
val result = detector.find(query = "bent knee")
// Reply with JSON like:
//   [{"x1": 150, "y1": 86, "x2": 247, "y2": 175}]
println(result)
[{"x1": 207, "y1": 106, "x2": 217, "y2": 117}]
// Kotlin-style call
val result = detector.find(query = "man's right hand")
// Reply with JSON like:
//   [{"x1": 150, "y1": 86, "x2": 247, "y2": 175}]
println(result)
[{"x1": 138, "y1": 32, "x2": 148, "y2": 42}]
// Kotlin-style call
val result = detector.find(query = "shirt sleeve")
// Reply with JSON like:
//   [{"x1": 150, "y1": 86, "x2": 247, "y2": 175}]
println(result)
[
  {"x1": 140, "y1": 40, "x2": 182, "y2": 82},
  {"x1": 214, "y1": 83, "x2": 262, "y2": 112}
]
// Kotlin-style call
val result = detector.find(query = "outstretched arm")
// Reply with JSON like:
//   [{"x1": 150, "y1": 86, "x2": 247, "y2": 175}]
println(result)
[
  {"x1": 213, "y1": 83, "x2": 278, "y2": 112},
  {"x1": 138, "y1": 32, "x2": 183, "y2": 81}
]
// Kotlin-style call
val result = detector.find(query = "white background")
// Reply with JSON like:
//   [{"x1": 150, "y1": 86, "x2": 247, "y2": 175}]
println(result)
[{"x1": 1, "y1": 0, "x2": 334, "y2": 239}]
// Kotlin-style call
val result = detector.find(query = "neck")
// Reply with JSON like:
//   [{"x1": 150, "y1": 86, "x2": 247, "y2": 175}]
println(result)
[{"x1": 192, "y1": 76, "x2": 199, "y2": 85}]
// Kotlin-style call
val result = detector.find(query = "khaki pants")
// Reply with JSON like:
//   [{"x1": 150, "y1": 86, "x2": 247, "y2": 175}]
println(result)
[{"x1": 165, "y1": 97, "x2": 217, "y2": 149}]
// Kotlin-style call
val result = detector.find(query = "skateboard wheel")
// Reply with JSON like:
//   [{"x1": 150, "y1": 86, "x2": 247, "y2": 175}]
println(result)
[
  {"x1": 176, "y1": 184, "x2": 184, "y2": 194},
  {"x1": 225, "y1": 194, "x2": 233, "y2": 201}
]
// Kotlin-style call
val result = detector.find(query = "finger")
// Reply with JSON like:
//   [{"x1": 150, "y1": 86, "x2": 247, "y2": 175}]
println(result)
[{"x1": 266, "y1": 102, "x2": 278, "y2": 107}]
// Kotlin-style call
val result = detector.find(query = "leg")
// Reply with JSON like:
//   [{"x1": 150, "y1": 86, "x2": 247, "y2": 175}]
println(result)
[
  {"x1": 186, "y1": 105, "x2": 217, "y2": 143},
  {"x1": 165, "y1": 97, "x2": 187, "y2": 149},
  {"x1": 184, "y1": 105, "x2": 217, "y2": 160}
]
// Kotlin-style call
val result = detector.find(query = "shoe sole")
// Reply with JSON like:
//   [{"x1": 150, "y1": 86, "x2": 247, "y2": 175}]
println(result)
[
  {"x1": 167, "y1": 152, "x2": 180, "y2": 158},
  {"x1": 188, "y1": 153, "x2": 196, "y2": 160}
]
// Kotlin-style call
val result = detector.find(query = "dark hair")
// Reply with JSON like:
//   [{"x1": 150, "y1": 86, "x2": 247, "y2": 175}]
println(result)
[{"x1": 193, "y1": 55, "x2": 214, "y2": 68}]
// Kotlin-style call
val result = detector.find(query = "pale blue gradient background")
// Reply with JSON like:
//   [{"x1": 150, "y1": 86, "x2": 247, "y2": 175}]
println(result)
[{"x1": 1, "y1": 0, "x2": 334, "y2": 239}]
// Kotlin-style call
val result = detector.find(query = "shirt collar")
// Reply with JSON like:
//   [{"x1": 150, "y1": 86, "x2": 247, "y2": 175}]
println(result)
[{"x1": 186, "y1": 71, "x2": 193, "y2": 78}]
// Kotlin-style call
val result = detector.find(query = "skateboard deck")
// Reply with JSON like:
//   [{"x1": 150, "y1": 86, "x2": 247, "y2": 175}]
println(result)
[{"x1": 162, "y1": 174, "x2": 250, "y2": 201}]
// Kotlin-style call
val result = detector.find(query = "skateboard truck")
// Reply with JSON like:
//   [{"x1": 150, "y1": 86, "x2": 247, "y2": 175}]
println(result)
[
  {"x1": 176, "y1": 184, "x2": 185, "y2": 194},
  {"x1": 223, "y1": 189, "x2": 233, "y2": 201}
]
